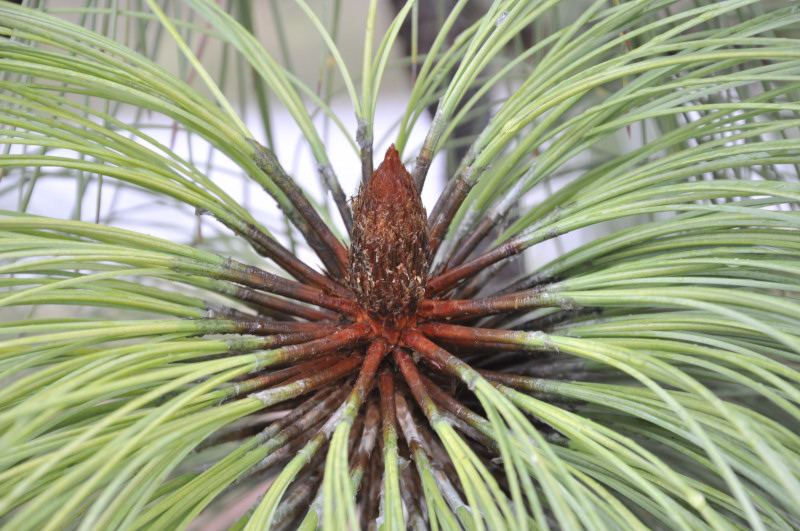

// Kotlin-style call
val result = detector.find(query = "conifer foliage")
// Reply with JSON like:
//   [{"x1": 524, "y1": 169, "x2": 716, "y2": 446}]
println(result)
[{"x1": 1, "y1": 1, "x2": 800, "y2": 529}]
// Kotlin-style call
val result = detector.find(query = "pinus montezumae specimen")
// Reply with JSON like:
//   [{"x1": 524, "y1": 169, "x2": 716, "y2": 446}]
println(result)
[{"x1": 1, "y1": 1, "x2": 800, "y2": 530}]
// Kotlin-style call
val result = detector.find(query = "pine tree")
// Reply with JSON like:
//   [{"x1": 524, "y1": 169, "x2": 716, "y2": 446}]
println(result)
[{"x1": 1, "y1": 1, "x2": 800, "y2": 529}]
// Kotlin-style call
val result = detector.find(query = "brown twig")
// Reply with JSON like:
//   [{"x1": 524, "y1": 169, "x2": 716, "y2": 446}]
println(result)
[
  {"x1": 241, "y1": 221, "x2": 350, "y2": 296},
  {"x1": 250, "y1": 139, "x2": 349, "y2": 276},
  {"x1": 418, "y1": 290, "x2": 550, "y2": 320},
  {"x1": 217, "y1": 259, "x2": 358, "y2": 314},
  {"x1": 426, "y1": 240, "x2": 522, "y2": 295},
  {"x1": 229, "y1": 285, "x2": 339, "y2": 321},
  {"x1": 262, "y1": 323, "x2": 372, "y2": 366},
  {"x1": 427, "y1": 174, "x2": 474, "y2": 258}
]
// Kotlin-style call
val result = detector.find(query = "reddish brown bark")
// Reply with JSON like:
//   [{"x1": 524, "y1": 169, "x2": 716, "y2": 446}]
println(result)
[
  {"x1": 418, "y1": 290, "x2": 548, "y2": 320},
  {"x1": 267, "y1": 323, "x2": 372, "y2": 365},
  {"x1": 416, "y1": 322, "x2": 533, "y2": 348},
  {"x1": 426, "y1": 240, "x2": 522, "y2": 295}
]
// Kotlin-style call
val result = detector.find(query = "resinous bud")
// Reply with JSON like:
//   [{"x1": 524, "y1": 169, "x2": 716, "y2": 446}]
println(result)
[{"x1": 348, "y1": 145, "x2": 429, "y2": 326}]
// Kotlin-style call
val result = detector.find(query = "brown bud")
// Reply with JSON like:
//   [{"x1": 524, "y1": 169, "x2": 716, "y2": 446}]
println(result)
[{"x1": 349, "y1": 145, "x2": 429, "y2": 326}]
